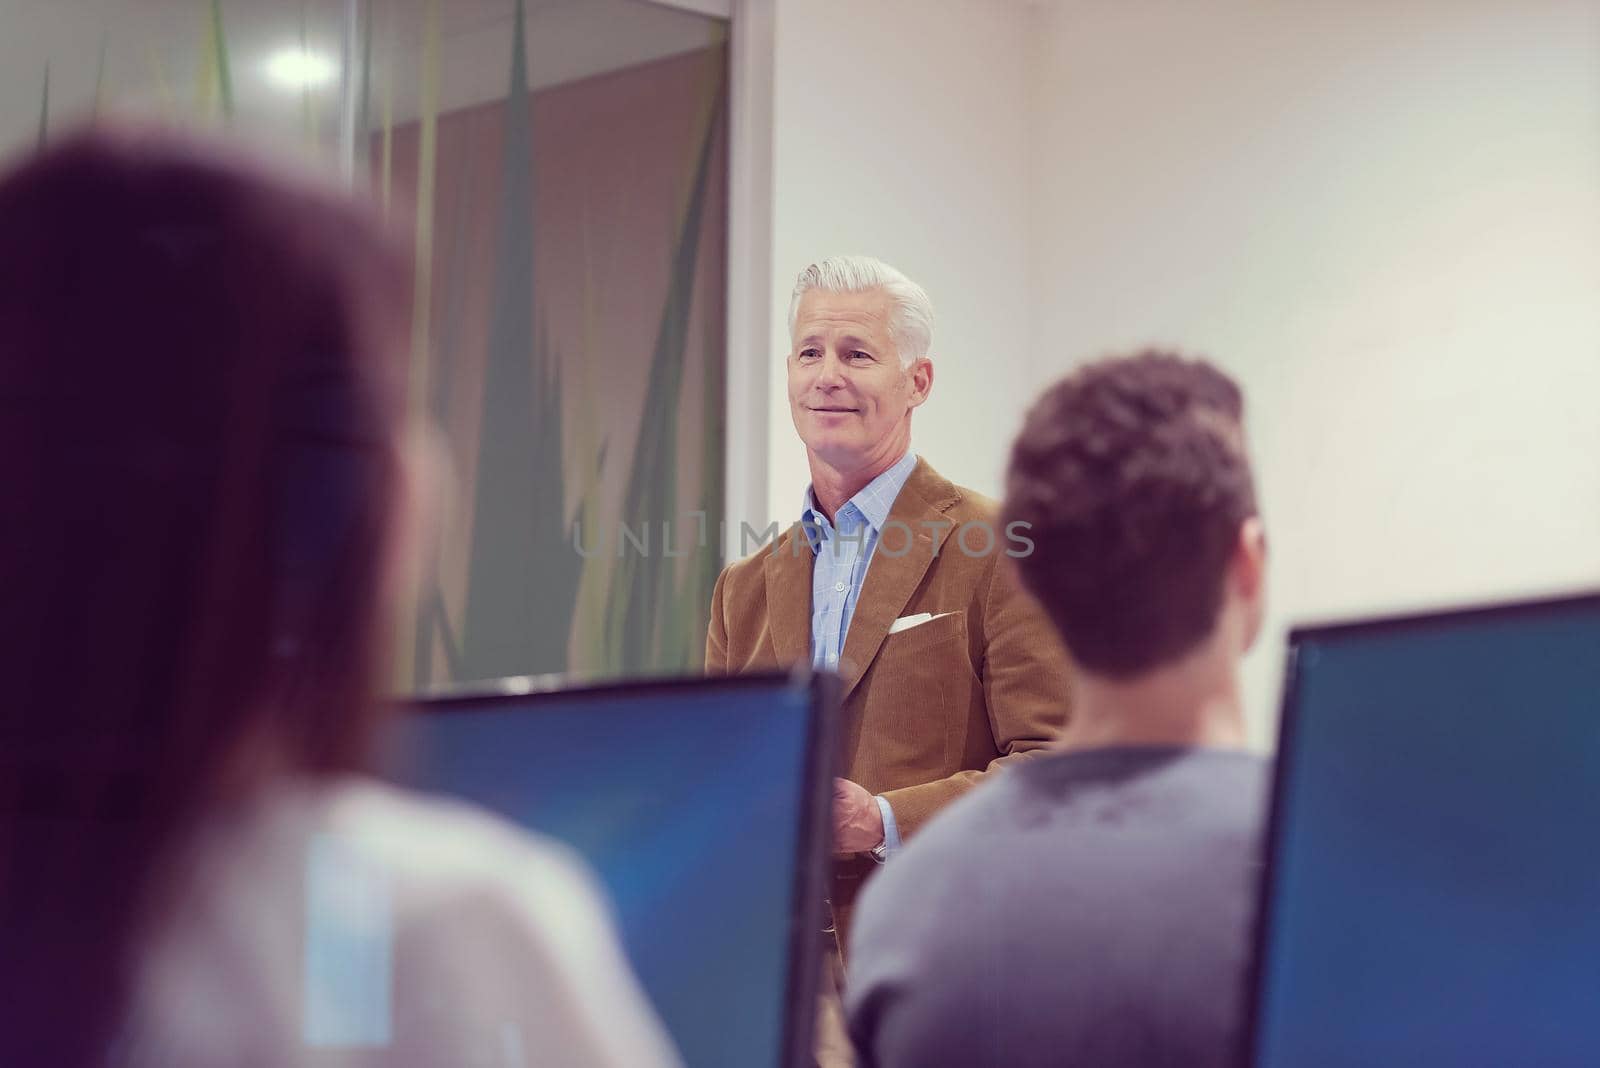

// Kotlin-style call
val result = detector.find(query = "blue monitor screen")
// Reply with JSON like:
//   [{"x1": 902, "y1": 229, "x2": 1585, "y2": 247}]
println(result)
[
  {"x1": 388, "y1": 676, "x2": 820, "y2": 1068},
  {"x1": 1252, "y1": 596, "x2": 1600, "y2": 1068}
]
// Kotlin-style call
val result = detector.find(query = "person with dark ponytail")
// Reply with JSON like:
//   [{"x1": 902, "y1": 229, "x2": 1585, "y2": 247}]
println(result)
[{"x1": 0, "y1": 129, "x2": 678, "y2": 1068}]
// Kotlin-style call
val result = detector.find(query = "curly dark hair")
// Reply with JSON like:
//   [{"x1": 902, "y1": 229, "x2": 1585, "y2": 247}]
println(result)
[{"x1": 1003, "y1": 350, "x2": 1257, "y2": 678}]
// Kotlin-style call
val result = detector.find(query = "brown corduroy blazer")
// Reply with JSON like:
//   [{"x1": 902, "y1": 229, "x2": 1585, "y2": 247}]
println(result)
[{"x1": 704, "y1": 457, "x2": 1073, "y2": 953}]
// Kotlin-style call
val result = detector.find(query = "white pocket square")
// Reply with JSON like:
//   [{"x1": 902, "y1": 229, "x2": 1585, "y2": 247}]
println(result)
[{"x1": 888, "y1": 611, "x2": 954, "y2": 635}]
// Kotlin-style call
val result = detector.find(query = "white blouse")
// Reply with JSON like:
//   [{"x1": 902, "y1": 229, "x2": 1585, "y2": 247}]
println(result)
[{"x1": 121, "y1": 776, "x2": 681, "y2": 1067}]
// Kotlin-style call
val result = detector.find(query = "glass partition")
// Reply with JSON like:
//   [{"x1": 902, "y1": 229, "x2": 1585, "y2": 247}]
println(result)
[{"x1": 3, "y1": 0, "x2": 731, "y2": 690}]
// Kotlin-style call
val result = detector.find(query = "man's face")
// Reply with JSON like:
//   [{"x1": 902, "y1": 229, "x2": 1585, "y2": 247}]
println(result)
[{"x1": 787, "y1": 287, "x2": 931, "y2": 469}]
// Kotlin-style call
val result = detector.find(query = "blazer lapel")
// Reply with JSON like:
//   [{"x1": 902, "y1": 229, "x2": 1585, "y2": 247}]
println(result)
[
  {"x1": 837, "y1": 459, "x2": 959, "y2": 702},
  {"x1": 764, "y1": 524, "x2": 814, "y2": 667}
]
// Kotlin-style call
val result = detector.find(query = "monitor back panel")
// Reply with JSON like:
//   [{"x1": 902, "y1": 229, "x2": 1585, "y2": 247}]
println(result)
[{"x1": 1251, "y1": 593, "x2": 1600, "y2": 1067}]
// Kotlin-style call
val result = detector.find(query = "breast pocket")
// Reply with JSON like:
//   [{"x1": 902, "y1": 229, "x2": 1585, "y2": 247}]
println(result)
[
  {"x1": 885, "y1": 612, "x2": 967, "y2": 655},
  {"x1": 855, "y1": 611, "x2": 972, "y2": 783}
]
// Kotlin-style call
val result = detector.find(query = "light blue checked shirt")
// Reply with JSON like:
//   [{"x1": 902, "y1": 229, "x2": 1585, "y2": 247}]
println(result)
[{"x1": 801, "y1": 449, "x2": 919, "y2": 859}]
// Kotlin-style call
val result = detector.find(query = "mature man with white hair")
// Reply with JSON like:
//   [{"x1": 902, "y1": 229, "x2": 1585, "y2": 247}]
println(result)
[{"x1": 706, "y1": 256, "x2": 1073, "y2": 1066}]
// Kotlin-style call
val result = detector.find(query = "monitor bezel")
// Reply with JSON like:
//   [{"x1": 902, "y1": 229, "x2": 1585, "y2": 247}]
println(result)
[
  {"x1": 407, "y1": 668, "x2": 839, "y2": 1068},
  {"x1": 1242, "y1": 587, "x2": 1600, "y2": 1065}
]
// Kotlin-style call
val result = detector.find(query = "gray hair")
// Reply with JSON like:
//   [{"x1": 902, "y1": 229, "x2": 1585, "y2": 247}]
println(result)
[{"x1": 788, "y1": 255, "x2": 934, "y2": 368}]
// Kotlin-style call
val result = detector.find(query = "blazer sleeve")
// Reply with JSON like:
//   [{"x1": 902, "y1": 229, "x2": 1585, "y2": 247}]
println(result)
[
  {"x1": 878, "y1": 552, "x2": 1072, "y2": 839},
  {"x1": 703, "y1": 565, "x2": 730, "y2": 675}
]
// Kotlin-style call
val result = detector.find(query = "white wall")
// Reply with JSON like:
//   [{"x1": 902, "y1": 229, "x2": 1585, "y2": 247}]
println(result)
[
  {"x1": 759, "y1": 0, "x2": 1600, "y2": 745},
  {"x1": 1027, "y1": 0, "x2": 1600, "y2": 745},
  {"x1": 764, "y1": 0, "x2": 1035, "y2": 525}
]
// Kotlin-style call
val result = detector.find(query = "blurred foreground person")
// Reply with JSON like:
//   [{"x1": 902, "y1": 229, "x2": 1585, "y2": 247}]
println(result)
[
  {"x1": 847, "y1": 352, "x2": 1270, "y2": 1067},
  {"x1": 0, "y1": 130, "x2": 678, "y2": 1068}
]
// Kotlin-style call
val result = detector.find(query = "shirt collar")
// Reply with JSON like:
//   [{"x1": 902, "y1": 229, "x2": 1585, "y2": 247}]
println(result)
[{"x1": 799, "y1": 451, "x2": 918, "y2": 550}]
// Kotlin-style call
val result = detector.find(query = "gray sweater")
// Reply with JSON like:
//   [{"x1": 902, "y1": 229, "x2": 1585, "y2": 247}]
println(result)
[{"x1": 847, "y1": 747, "x2": 1269, "y2": 1068}]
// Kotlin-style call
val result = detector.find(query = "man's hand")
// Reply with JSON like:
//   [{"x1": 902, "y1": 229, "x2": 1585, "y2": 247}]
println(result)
[{"x1": 832, "y1": 777, "x2": 885, "y2": 855}]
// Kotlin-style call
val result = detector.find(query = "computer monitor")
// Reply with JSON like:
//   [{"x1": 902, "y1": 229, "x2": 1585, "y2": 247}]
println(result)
[
  {"x1": 1248, "y1": 591, "x2": 1600, "y2": 1067},
  {"x1": 387, "y1": 671, "x2": 836, "y2": 1068}
]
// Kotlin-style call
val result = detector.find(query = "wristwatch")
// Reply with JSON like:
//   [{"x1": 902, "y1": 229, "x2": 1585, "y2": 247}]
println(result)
[{"x1": 869, "y1": 840, "x2": 889, "y2": 863}]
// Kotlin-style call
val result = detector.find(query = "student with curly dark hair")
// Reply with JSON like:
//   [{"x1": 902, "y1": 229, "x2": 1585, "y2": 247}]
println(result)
[{"x1": 847, "y1": 350, "x2": 1269, "y2": 1068}]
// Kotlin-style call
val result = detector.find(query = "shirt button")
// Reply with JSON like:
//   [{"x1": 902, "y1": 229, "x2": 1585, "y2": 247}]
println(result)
[{"x1": 834, "y1": 582, "x2": 847, "y2": 593}]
